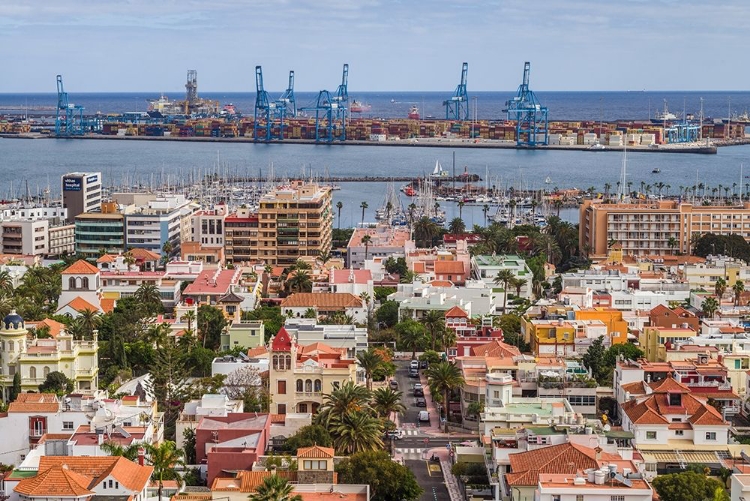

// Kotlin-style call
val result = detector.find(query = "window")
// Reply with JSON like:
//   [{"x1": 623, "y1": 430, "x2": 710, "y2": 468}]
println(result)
[
  {"x1": 296, "y1": 379, "x2": 303, "y2": 392},
  {"x1": 29, "y1": 366, "x2": 37, "y2": 379},
  {"x1": 303, "y1": 460, "x2": 327, "y2": 470},
  {"x1": 675, "y1": 430, "x2": 684, "y2": 436},
  {"x1": 706, "y1": 432, "x2": 717, "y2": 440},
  {"x1": 611, "y1": 497, "x2": 625, "y2": 501},
  {"x1": 277, "y1": 380, "x2": 287, "y2": 395},
  {"x1": 646, "y1": 431, "x2": 657, "y2": 440},
  {"x1": 576, "y1": 496, "x2": 584, "y2": 501},
  {"x1": 277, "y1": 403, "x2": 286, "y2": 414},
  {"x1": 63, "y1": 421, "x2": 74, "y2": 430},
  {"x1": 552, "y1": 496, "x2": 560, "y2": 501}
]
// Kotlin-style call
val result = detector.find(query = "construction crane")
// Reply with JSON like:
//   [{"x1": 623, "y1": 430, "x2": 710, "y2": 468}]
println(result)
[
  {"x1": 443, "y1": 62, "x2": 469, "y2": 121},
  {"x1": 504, "y1": 62, "x2": 548, "y2": 147},
  {"x1": 55, "y1": 75, "x2": 86, "y2": 136},
  {"x1": 185, "y1": 70, "x2": 198, "y2": 113},
  {"x1": 253, "y1": 66, "x2": 285, "y2": 141},
  {"x1": 300, "y1": 64, "x2": 349, "y2": 142},
  {"x1": 276, "y1": 70, "x2": 297, "y2": 118}
]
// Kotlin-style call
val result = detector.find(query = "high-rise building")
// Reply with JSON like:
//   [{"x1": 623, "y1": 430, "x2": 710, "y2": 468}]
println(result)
[
  {"x1": 256, "y1": 181, "x2": 332, "y2": 266},
  {"x1": 124, "y1": 194, "x2": 193, "y2": 258},
  {"x1": 580, "y1": 199, "x2": 750, "y2": 258},
  {"x1": 62, "y1": 172, "x2": 102, "y2": 223},
  {"x1": 225, "y1": 206, "x2": 259, "y2": 264},
  {"x1": 74, "y1": 202, "x2": 125, "y2": 258}
]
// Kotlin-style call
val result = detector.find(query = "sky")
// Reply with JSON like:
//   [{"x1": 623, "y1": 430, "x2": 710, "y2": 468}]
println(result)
[{"x1": 1, "y1": 0, "x2": 748, "y2": 93}]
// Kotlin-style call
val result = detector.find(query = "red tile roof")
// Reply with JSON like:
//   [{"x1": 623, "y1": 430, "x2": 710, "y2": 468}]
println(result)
[
  {"x1": 14, "y1": 465, "x2": 94, "y2": 497},
  {"x1": 506, "y1": 443, "x2": 621, "y2": 486},
  {"x1": 100, "y1": 298, "x2": 117, "y2": 313},
  {"x1": 38, "y1": 456, "x2": 154, "y2": 493},
  {"x1": 183, "y1": 269, "x2": 239, "y2": 296},
  {"x1": 62, "y1": 259, "x2": 99, "y2": 275},
  {"x1": 434, "y1": 260, "x2": 466, "y2": 274},
  {"x1": 280, "y1": 293, "x2": 362, "y2": 309},
  {"x1": 330, "y1": 269, "x2": 373, "y2": 284},
  {"x1": 471, "y1": 340, "x2": 521, "y2": 358},
  {"x1": 445, "y1": 306, "x2": 469, "y2": 318},
  {"x1": 27, "y1": 318, "x2": 66, "y2": 338},
  {"x1": 8, "y1": 393, "x2": 59, "y2": 413},
  {"x1": 296, "y1": 445, "x2": 334, "y2": 458},
  {"x1": 62, "y1": 296, "x2": 101, "y2": 313}
]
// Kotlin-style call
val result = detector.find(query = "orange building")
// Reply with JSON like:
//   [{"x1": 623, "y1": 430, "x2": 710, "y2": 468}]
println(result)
[{"x1": 574, "y1": 307, "x2": 629, "y2": 344}]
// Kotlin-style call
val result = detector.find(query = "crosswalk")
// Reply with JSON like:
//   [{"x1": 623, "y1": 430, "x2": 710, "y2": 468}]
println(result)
[
  {"x1": 394, "y1": 448, "x2": 427, "y2": 460},
  {"x1": 402, "y1": 429, "x2": 420, "y2": 436}
]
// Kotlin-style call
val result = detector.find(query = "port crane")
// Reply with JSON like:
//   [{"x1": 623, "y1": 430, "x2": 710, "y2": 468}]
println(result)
[
  {"x1": 504, "y1": 62, "x2": 548, "y2": 147},
  {"x1": 443, "y1": 62, "x2": 469, "y2": 121},
  {"x1": 276, "y1": 70, "x2": 297, "y2": 118},
  {"x1": 300, "y1": 64, "x2": 349, "y2": 142},
  {"x1": 253, "y1": 66, "x2": 285, "y2": 141},
  {"x1": 55, "y1": 75, "x2": 86, "y2": 137}
]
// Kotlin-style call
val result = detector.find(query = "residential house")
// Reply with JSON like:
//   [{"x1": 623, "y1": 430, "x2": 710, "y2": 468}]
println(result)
[
  {"x1": 280, "y1": 293, "x2": 366, "y2": 324},
  {"x1": 471, "y1": 254, "x2": 533, "y2": 299}
]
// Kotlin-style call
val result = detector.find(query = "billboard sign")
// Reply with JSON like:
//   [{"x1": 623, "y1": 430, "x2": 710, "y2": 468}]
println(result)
[
  {"x1": 63, "y1": 177, "x2": 82, "y2": 191},
  {"x1": 86, "y1": 175, "x2": 98, "y2": 183}
]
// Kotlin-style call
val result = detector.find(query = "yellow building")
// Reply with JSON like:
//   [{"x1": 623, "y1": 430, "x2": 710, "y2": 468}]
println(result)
[
  {"x1": 0, "y1": 311, "x2": 98, "y2": 399},
  {"x1": 256, "y1": 181, "x2": 333, "y2": 267},
  {"x1": 268, "y1": 327, "x2": 358, "y2": 415},
  {"x1": 574, "y1": 308, "x2": 629, "y2": 344},
  {"x1": 638, "y1": 326, "x2": 698, "y2": 362},
  {"x1": 580, "y1": 199, "x2": 750, "y2": 258}
]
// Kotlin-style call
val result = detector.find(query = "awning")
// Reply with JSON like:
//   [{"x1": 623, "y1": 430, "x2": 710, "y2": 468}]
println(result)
[{"x1": 640, "y1": 450, "x2": 724, "y2": 465}]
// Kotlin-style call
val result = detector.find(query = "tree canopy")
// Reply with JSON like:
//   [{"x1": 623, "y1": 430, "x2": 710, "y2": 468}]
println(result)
[
  {"x1": 336, "y1": 450, "x2": 422, "y2": 501},
  {"x1": 651, "y1": 471, "x2": 726, "y2": 501}
]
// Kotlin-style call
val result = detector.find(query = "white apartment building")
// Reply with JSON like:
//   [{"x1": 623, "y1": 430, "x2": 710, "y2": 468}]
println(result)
[
  {"x1": 0, "y1": 206, "x2": 71, "y2": 257},
  {"x1": 284, "y1": 319, "x2": 369, "y2": 358},
  {"x1": 471, "y1": 254, "x2": 533, "y2": 299},
  {"x1": 609, "y1": 288, "x2": 691, "y2": 311},
  {"x1": 191, "y1": 204, "x2": 227, "y2": 249},
  {"x1": 125, "y1": 194, "x2": 194, "y2": 257},
  {"x1": 388, "y1": 279, "x2": 498, "y2": 318}
]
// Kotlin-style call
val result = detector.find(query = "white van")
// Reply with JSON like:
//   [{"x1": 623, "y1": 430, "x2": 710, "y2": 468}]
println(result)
[{"x1": 418, "y1": 410, "x2": 430, "y2": 422}]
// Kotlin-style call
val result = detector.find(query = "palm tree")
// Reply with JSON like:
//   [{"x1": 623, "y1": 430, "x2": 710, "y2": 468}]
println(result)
[
  {"x1": 512, "y1": 277, "x2": 528, "y2": 297},
  {"x1": 360, "y1": 201, "x2": 368, "y2": 225},
  {"x1": 457, "y1": 200, "x2": 465, "y2": 220},
  {"x1": 123, "y1": 250, "x2": 136, "y2": 268},
  {"x1": 603, "y1": 183, "x2": 611, "y2": 199},
  {"x1": 702, "y1": 296, "x2": 719, "y2": 319},
  {"x1": 181, "y1": 310, "x2": 196, "y2": 332},
  {"x1": 249, "y1": 475, "x2": 302, "y2": 501},
  {"x1": 552, "y1": 199, "x2": 563, "y2": 217},
  {"x1": 66, "y1": 318, "x2": 87, "y2": 340},
  {"x1": 413, "y1": 217, "x2": 439, "y2": 248},
  {"x1": 493, "y1": 269, "x2": 516, "y2": 313},
  {"x1": 448, "y1": 217, "x2": 466, "y2": 235},
  {"x1": 77, "y1": 308, "x2": 101, "y2": 339},
  {"x1": 715, "y1": 277, "x2": 727, "y2": 300},
  {"x1": 146, "y1": 441, "x2": 185, "y2": 501},
  {"x1": 425, "y1": 361, "x2": 465, "y2": 433},
  {"x1": 336, "y1": 201, "x2": 343, "y2": 230},
  {"x1": 667, "y1": 236, "x2": 678, "y2": 255},
  {"x1": 356, "y1": 349, "x2": 384, "y2": 391},
  {"x1": 100, "y1": 441, "x2": 142, "y2": 461},
  {"x1": 420, "y1": 310, "x2": 445, "y2": 352},
  {"x1": 733, "y1": 280, "x2": 745, "y2": 306},
  {"x1": 315, "y1": 380, "x2": 372, "y2": 428},
  {"x1": 361, "y1": 234, "x2": 372, "y2": 260},
  {"x1": 331, "y1": 410, "x2": 384, "y2": 454},
  {"x1": 482, "y1": 204, "x2": 490, "y2": 225},
  {"x1": 371, "y1": 387, "x2": 406, "y2": 418},
  {"x1": 317, "y1": 250, "x2": 332, "y2": 267},
  {"x1": 287, "y1": 270, "x2": 312, "y2": 293},
  {"x1": 162, "y1": 240, "x2": 174, "y2": 259},
  {"x1": 135, "y1": 283, "x2": 163, "y2": 312},
  {"x1": 0, "y1": 270, "x2": 13, "y2": 294}
]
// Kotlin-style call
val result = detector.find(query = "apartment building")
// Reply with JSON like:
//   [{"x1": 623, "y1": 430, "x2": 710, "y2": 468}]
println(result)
[
  {"x1": 74, "y1": 202, "x2": 126, "y2": 258},
  {"x1": 0, "y1": 206, "x2": 72, "y2": 257},
  {"x1": 471, "y1": 254, "x2": 533, "y2": 299},
  {"x1": 581, "y1": 199, "x2": 750, "y2": 258},
  {"x1": 347, "y1": 224, "x2": 411, "y2": 269},
  {"x1": 225, "y1": 206, "x2": 259, "y2": 264},
  {"x1": 257, "y1": 181, "x2": 333, "y2": 267},
  {"x1": 124, "y1": 194, "x2": 193, "y2": 258}
]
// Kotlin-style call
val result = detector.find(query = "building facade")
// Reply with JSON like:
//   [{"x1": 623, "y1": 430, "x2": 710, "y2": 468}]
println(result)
[
  {"x1": 74, "y1": 203, "x2": 125, "y2": 258},
  {"x1": 62, "y1": 172, "x2": 102, "y2": 223}
]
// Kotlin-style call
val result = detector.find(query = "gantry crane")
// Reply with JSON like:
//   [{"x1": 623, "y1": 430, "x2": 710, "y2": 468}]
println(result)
[
  {"x1": 444, "y1": 62, "x2": 469, "y2": 121},
  {"x1": 253, "y1": 66, "x2": 285, "y2": 141},
  {"x1": 299, "y1": 64, "x2": 349, "y2": 142},
  {"x1": 276, "y1": 71, "x2": 297, "y2": 118},
  {"x1": 55, "y1": 75, "x2": 86, "y2": 136},
  {"x1": 504, "y1": 62, "x2": 548, "y2": 147}
]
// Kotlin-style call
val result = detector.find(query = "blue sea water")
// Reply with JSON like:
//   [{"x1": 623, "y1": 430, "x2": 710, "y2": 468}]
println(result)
[
  {"x1": 2, "y1": 90, "x2": 750, "y2": 122},
  {"x1": 2, "y1": 91, "x2": 750, "y2": 227}
]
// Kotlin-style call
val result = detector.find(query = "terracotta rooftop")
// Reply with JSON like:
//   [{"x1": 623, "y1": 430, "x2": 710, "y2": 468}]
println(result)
[
  {"x1": 506, "y1": 443, "x2": 621, "y2": 487},
  {"x1": 471, "y1": 340, "x2": 521, "y2": 358},
  {"x1": 297, "y1": 445, "x2": 335, "y2": 458},
  {"x1": 445, "y1": 305, "x2": 469, "y2": 318},
  {"x1": 100, "y1": 298, "x2": 117, "y2": 313},
  {"x1": 27, "y1": 318, "x2": 66, "y2": 338},
  {"x1": 62, "y1": 259, "x2": 99, "y2": 275},
  {"x1": 330, "y1": 269, "x2": 372, "y2": 284},
  {"x1": 37, "y1": 456, "x2": 153, "y2": 493},
  {"x1": 429, "y1": 280, "x2": 453, "y2": 287},
  {"x1": 183, "y1": 269, "x2": 239, "y2": 296},
  {"x1": 61, "y1": 296, "x2": 101, "y2": 313},
  {"x1": 130, "y1": 248, "x2": 161, "y2": 261},
  {"x1": 211, "y1": 471, "x2": 297, "y2": 492},
  {"x1": 8, "y1": 393, "x2": 60, "y2": 413},
  {"x1": 14, "y1": 465, "x2": 94, "y2": 497},
  {"x1": 280, "y1": 293, "x2": 362, "y2": 309},
  {"x1": 434, "y1": 260, "x2": 466, "y2": 274}
]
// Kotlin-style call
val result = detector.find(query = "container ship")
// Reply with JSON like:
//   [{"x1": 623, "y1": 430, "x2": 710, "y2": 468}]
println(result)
[{"x1": 350, "y1": 100, "x2": 371, "y2": 113}]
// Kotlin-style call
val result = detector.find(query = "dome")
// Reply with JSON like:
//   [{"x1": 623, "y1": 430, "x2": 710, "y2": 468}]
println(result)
[{"x1": 2, "y1": 310, "x2": 24, "y2": 331}]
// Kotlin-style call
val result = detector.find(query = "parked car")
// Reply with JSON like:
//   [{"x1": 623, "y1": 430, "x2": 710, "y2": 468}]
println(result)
[
  {"x1": 410, "y1": 360, "x2": 419, "y2": 370},
  {"x1": 389, "y1": 380, "x2": 399, "y2": 390},
  {"x1": 420, "y1": 360, "x2": 429, "y2": 369},
  {"x1": 416, "y1": 397, "x2": 427, "y2": 407},
  {"x1": 419, "y1": 410, "x2": 430, "y2": 422},
  {"x1": 409, "y1": 368, "x2": 419, "y2": 378},
  {"x1": 413, "y1": 383, "x2": 424, "y2": 396}
]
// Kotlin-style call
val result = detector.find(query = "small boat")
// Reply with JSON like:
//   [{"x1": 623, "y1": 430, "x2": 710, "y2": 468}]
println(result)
[
  {"x1": 652, "y1": 168, "x2": 661, "y2": 173},
  {"x1": 408, "y1": 105, "x2": 420, "y2": 120},
  {"x1": 588, "y1": 143, "x2": 606, "y2": 151},
  {"x1": 430, "y1": 160, "x2": 448, "y2": 180},
  {"x1": 350, "y1": 100, "x2": 372, "y2": 113},
  {"x1": 545, "y1": 177, "x2": 552, "y2": 184}
]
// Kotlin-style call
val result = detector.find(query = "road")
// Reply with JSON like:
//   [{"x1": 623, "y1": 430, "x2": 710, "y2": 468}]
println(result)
[{"x1": 406, "y1": 459, "x2": 452, "y2": 501}]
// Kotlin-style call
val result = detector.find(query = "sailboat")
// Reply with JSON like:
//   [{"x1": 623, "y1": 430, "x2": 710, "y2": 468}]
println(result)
[{"x1": 429, "y1": 160, "x2": 448, "y2": 180}]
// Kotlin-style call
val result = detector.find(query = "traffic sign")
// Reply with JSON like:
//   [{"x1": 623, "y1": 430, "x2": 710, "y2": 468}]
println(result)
[{"x1": 424, "y1": 438, "x2": 429, "y2": 444}]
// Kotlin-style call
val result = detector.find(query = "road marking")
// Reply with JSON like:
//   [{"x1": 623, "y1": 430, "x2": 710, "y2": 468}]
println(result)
[{"x1": 428, "y1": 464, "x2": 442, "y2": 476}]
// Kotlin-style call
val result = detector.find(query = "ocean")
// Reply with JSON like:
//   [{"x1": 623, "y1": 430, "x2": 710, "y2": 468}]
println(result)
[{"x1": 1, "y1": 91, "x2": 750, "y2": 228}]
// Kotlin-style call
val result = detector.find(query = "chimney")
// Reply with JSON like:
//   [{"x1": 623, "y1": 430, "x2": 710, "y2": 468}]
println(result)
[{"x1": 138, "y1": 447, "x2": 145, "y2": 466}]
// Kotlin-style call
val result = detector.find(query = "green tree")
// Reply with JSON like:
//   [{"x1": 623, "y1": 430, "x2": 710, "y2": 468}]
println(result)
[
  {"x1": 100, "y1": 441, "x2": 142, "y2": 461},
  {"x1": 582, "y1": 336, "x2": 607, "y2": 384},
  {"x1": 197, "y1": 304, "x2": 228, "y2": 350},
  {"x1": 360, "y1": 201, "x2": 368, "y2": 225},
  {"x1": 39, "y1": 371, "x2": 73, "y2": 395},
  {"x1": 371, "y1": 387, "x2": 406, "y2": 418},
  {"x1": 9, "y1": 372, "x2": 21, "y2": 401},
  {"x1": 356, "y1": 349, "x2": 384, "y2": 391},
  {"x1": 715, "y1": 277, "x2": 727, "y2": 299},
  {"x1": 336, "y1": 450, "x2": 423, "y2": 501},
  {"x1": 249, "y1": 474, "x2": 302, "y2": 501},
  {"x1": 448, "y1": 217, "x2": 466, "y2": 235},
  {"x1": 375, "y1": 301, "x2": 400, "y2": 328},
  {"x1": 383, "y1": 257, "x2": 408, "y2": 276},
  {"x1": 77, "y1": 308, "x2": 102, "y2": 339},
  {"x1": 182, "y1": 427, "x2": 197, "y2": 464},
  {"x1": 146, "y1": 441, "x2": 185, "y2": 501},
  {"x1": 336, "y1": 201, "x2": 344, "y2": 230},
  {"x1": 243, "y1": 306, "x2": 285, "y2": 343},
  {"x1": 395, "y1": 319, "x2": 426, "y2": 359},
  {"x1": 286, "y1": 269, "x2": 312, "y2": 293},
  {"x1": 315, "y1": 380, "x2": 372, "y2": 429},
  {"x1": 373, "y1": 286, "x2": 396, "y2": 303},
  {"x1": 702, "y1": 296, "x2": 719, "y2": 319},
  {"x1": 330, "y1": 409, "x2": 384, "y2": 454},
  {"x1": 425, "y1": 361, "x2": 465, "y2": 433},
  {"x1": 135, "y1": 283, "x2": 164, "y2": 315},
  {"x1": 651, "y1": 471, "x2": 725, "y2": 501},
  {"x1": 602, "y1": 343, "x2": 644, "y2": 368},
  {"x1": 420, "y1": 310, "x2": 445, "y2": 352},
  {"x1": 361, "y1": 234, "x2": 372, "y2": 260},
  {"x1": 283, "y1": 424, "x2": 333, "y2": 454},
  {"x1": 493, "y1": 269, "x2": 516, "y2": 313}
]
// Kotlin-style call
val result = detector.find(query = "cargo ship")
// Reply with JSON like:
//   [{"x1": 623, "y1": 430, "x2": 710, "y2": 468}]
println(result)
[
  {"x1": 350, "y1": 100, "x2": 371, "y2": 113},
  {"x1": 408, "y1": 105, "x2": 420, "y2": 120}
]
